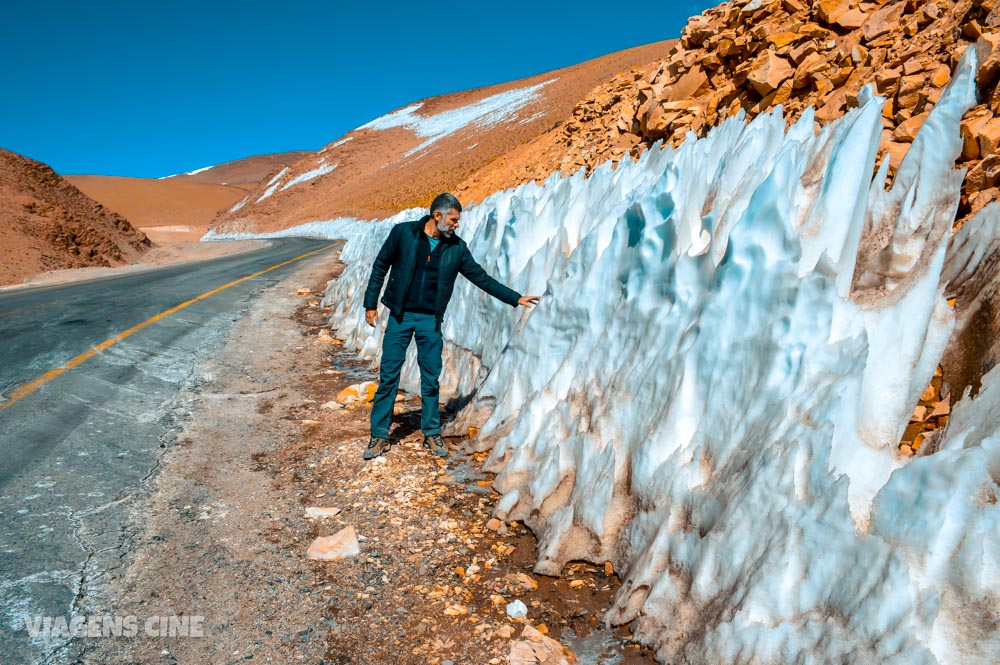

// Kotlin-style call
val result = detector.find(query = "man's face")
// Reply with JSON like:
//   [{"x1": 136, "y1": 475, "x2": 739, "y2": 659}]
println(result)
[{"x1": 435, "y1": 208, "x2": 460, "y2": 237}]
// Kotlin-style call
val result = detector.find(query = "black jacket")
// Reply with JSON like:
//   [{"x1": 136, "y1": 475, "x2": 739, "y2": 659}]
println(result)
[{"x1": 363, "y1": 216, "x2": 521, "y2": 321}]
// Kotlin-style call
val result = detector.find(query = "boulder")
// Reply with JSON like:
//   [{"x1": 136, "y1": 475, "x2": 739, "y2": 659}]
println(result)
[
  {"x1": 835, "y1": 9, "x2": 868, "y2": 30},
  {"x1": 668, "y1": 65, "x2": 711, "y2": 102},
  {"x1": 969, "y1": 187, "x2": 1000, "y2": 214},
  {"x1": 978, "y1": 117, "x2": 1000, "y2": 155},
  {"x1": 892, "y1": 111, "x2": 930, "y2": 142},
  {"x1": 748, "y1": 52, "x2": 795, "y2": 95},
  {"x1": 976, "y1": 32, "x2": 1000, "y2": 90},
  {"x1": 896, "y1": 74, "x2": 927, "y2": 109},
  {"x1": 862, "y1": 2, "x2": 905, "y2": 43},
  {"x1": 509, "y1": 624, "x2": 578, "y2": 665},
  {"x1": 334, "y1": 381, "x2": 378, "y2": 405},
  {"x1": 966, "y1": 154, "x2": 1000, "y2": 191},
  {"x1": 768, "y1": 32, "x2": 801, "y2": 48},
  {"x1": 816, "y1": 0, "x2": 852, "y2": 24},
  {"x1": 960, "y1": 108, "x2": 993, "y2": 160}
]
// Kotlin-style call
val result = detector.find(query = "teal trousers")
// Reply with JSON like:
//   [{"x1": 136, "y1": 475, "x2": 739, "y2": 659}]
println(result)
[{"x1": 370, "y1": 311, "x2": 442, "y2": 438}]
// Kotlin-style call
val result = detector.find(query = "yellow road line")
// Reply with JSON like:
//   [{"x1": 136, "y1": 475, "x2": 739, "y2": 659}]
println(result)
[{"x1": 0, "y1": 243, "x2": 337, "y2": 411}]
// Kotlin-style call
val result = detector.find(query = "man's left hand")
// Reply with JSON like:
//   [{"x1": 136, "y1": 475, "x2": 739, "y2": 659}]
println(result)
[{"x1": 517, "y1": 295, "x2": 541, "y2": 308}]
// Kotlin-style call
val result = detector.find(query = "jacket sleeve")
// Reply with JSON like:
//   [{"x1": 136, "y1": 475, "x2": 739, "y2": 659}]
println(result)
[
  {"x1": 363, "y1": 228, "x2": 398, "y2": 310},
  {"x1": 458, "y1": 245, "x2": 521, "y2": 307}
]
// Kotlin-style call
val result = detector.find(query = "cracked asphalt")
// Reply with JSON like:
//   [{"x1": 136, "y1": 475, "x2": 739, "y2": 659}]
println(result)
[{"x1": 0, "y1": 238, "x2": 340, "y2": 664}]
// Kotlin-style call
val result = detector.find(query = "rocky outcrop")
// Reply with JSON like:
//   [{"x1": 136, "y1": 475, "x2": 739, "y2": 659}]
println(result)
[
  {"x1": 0, "y1": 148, "x2": 151, "y2": 286},
  {"x1": 459, "y1": 0, "x2": 1000, "y2": 230}
]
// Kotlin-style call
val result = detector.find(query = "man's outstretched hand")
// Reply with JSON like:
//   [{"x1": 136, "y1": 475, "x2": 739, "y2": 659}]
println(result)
[
  {"x1": 518, "y1": 295, "x2": 541, "y2": 308},
  {"x1": 365, "y1": 309, "x2": 378, "y2": 327}
]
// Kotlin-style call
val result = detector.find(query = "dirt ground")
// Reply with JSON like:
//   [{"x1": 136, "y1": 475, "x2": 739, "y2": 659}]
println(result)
[{"x1": 83, "y1": 255, "x2": 653, "y2": 664}]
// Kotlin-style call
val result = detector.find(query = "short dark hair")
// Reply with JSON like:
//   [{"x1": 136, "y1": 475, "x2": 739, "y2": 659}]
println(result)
[{"x1": 430, "y1": 192, "x2": 462, "y2": 217}]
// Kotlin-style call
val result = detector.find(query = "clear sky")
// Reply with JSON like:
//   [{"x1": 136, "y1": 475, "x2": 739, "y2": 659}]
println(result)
[{"x1": 1, "y1": 1, "x2": 717, "y2": 179}]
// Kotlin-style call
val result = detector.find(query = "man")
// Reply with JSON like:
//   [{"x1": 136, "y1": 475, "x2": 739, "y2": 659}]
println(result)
[{"x1": 362, "y1": 193, "x2": 539, "y2": 460}]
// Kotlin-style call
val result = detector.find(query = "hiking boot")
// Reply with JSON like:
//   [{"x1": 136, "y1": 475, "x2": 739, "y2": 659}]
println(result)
[
  {"x1": 363, "y1": 436, "x2": 391, "y2": 460},
  {"x1": 423, "y1": 433, "x2": 448, "y2": 457}
]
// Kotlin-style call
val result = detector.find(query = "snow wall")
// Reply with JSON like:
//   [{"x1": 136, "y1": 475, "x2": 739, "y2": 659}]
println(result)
[{"x1": 249, "y1": 48, "x2": 998, "y2": 664}]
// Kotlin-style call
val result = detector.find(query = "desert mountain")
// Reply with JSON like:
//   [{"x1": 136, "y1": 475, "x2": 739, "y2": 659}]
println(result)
[
  {"x1": 0, "y1": 148, "x2": 151, "y2": 287},
  {"x1": 210, "y1": 41, "x2": 678, "y2": 234},
  {"x1": 68, "y1": 151, "x2": 309, "y2": 244}
]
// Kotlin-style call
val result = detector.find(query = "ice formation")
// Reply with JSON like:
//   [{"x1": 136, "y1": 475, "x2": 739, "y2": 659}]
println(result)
[
  {"x1": 228, "y1": 48, "x2": 999, "y2": 663},
  {"x1": 355, "y1": 81, "x2": 556, "y2": 157}
]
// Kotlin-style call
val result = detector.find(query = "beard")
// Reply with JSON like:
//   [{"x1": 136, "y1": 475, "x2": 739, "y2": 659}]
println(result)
[{"x1": 437, "y1": 220, "x2": 454, "y2": 237}]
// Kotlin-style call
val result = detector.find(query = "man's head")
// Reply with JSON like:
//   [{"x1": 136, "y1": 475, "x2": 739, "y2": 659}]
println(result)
[{"x1": 430, "y1": 192, "x2": 462, "y2": 237}]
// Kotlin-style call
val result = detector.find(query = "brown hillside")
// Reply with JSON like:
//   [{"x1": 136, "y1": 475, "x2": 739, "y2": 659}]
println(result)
[
  {"x1": 67, "y1": 175, "x2": 249, "y2": 243},
  {"x1": 0, "y1": 148, "x2": 151, "y2": 286},
  {"x1": 211, "y1": 41, "x2": 678, "y2": 234},
  {"x1": 162, "y1": 150, "x2": 313, "y2": 186}
]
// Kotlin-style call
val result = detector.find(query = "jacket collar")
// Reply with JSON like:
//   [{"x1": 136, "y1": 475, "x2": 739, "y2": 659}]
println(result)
[{"x1": 413, "y1": 215, "x2": 460, "y2": 244}]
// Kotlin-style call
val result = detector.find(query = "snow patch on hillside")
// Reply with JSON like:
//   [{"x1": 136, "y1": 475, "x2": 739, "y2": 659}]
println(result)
[
  {"x1": 159, "y1": 163, "x2": 216, "y2": 179},
  {"x1": 357, "y1": 81, "x2": 557, "y2": 157},
  {"x1": 256, "y1": 167, "x2": 289, "y2": 203},
  {"x1": 280, "y1": 163, "x2": 336, "y2": 191}
]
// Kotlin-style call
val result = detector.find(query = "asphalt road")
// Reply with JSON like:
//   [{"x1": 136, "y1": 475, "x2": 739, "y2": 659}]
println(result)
[{"x1": 0, "y1": 237, "x2": 340, "y2": 664}]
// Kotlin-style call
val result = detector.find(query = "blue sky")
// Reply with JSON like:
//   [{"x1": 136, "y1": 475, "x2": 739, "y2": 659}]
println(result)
[{"x1": 1, "y1": 1, "x2": 716, "y2": 178}]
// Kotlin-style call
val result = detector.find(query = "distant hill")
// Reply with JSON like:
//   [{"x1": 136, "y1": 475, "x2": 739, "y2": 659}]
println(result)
[
  {"x1": 0, "y1": 148, "x2": 150, "y2": 286},
  {"x1": 67, "y1": 151, "x2": 310, "y2": 243},
  {"x1": 158, "y1": 151, "x2": 313, "y2": 186}
]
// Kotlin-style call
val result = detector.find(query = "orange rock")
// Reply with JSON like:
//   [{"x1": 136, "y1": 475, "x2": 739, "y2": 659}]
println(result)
[
  {"x1": 903, "y1": 57, "x2": 932, "y2": 76},
  {"x1": 978, "y1": 118, "x2": 1000, "y2": 155},
  {"x1": 967, "y1": 154, "x2": 1000, "y2": 191},
  {"x1": 863, "y1": 2, "x2": 905, "y2": 43},
  {"x1": 306, "y1": 526, "x2": 361, "y2": 561},
  {"x1": 882, "y1": 141, "x2": 910, "y2": 171},
  {"x1": 816, "y1": 0, "x2": 852, "y2": 24},
  {"x1": 897, "y1": 74, "x2": 926, "y2": 109},
  {"x1": 959, "y1": 106, "x2": 993, "y2": 160},
  {"x1": 794, "y1": 52, "x2": 829, "y2": 88},
  {"x1": 875, "y1": 67, "x2": 902, "y2": 95},
  {"x1": 772, "y1": 80, "x2": 795, "y2": 106},
  {"x1": 669, "y1": 65, "x2": 711, "y2": 102},
  {"x1": 929, "y1": 64, "x2": 952, "y2": 87},
  {"x1": 835, "y1": 9, "x2": 868, "y2": 30},
  {"x1": 899, "y1": 443, "x2": 914, "y2": 457},
  {"x1": 930, "y1": 399, "x2": 952, "y2": 417},
  {"x1": 799, "y1": 22, "x2": 835, "y2": 39},
  {"x1": 976, "y1": 32, "x2": 1000, "y2": 90},
  {"x1": 969, "y1": 187, "x2": 1000, "y2": 214},
  {"x1": 892, "y1": 111, "x2": 930, "y2": 142},
  {"x1": 748, "y1": 52, "x2": 795, "y2": 95},
  {"x1": 790, "y1": 39, "x2": 820, "y2": 64},
  {"x1": 851, "y1": 44, "x2": 870, "y2": 66},
  {"x1": 768, "y1": 32, "x2": 801, "y2": 48}
]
